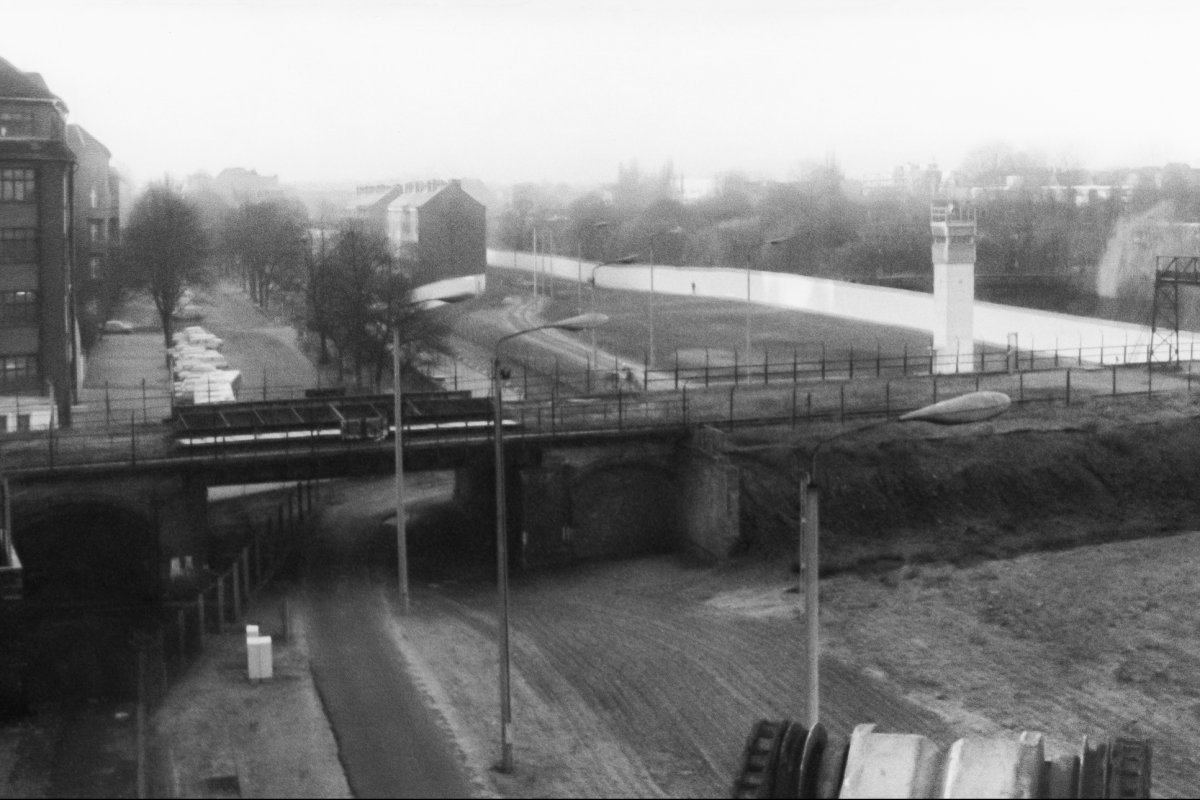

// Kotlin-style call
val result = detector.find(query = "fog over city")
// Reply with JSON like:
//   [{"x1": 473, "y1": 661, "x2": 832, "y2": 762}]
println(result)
[{"x1": 6, "y1": 0, "x2": 1200, "y2": 188}]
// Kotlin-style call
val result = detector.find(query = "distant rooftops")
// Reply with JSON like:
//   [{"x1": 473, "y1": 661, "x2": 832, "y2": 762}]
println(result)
[{"x1": 349, "y1": 178, "x2": 494, "y2": 212}]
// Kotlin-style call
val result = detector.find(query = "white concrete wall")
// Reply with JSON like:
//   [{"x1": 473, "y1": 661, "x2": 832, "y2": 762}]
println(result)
[{"x1": 489, "y1": 249, "x2": 1200, "y2": 365}]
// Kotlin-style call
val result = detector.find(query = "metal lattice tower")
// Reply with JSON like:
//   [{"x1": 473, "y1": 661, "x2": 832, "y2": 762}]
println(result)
[{"x1": 1151, "y1": 256, "x2": 1200, "y2": 364}]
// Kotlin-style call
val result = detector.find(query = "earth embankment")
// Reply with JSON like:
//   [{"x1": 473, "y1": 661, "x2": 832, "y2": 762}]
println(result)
[{"x1": 729, "y1": 397, "x2": 1200, "y2": 572}]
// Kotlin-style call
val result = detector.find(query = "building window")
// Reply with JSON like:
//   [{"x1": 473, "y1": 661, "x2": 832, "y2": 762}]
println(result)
[
  {"x1": 0, "y1": 112, "x2": 34, "y2": 138},
  {"x1": 90, "y1": 186, "x2": 99, "y2": 209},
  {"x1": 89, "y1": 219, "x2": 104, "y2": 244},
  {"x1": 0, "y1": 168, "x2": 35, "y2": 202},
  {"x1": 89, "y1": 255, "x2": 103, "y2": 279},
  {"x1": 0, "y1": 355, "x2": 38, "y2": 386},
  {"x1": 0, "y1": 291, "x2": 36, "y2": 327},
  {"x1": 0, "y1": 229, "x2": 37, "y2": 264}
]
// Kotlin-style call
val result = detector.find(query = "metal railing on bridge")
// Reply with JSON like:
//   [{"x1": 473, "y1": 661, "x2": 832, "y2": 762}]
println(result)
[{"x1": 3, "y1": 357, "x2": 1199, "y2": 476}]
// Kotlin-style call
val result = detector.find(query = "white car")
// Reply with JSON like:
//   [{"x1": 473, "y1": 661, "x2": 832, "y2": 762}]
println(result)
[{"x1": 102, "y1": 320, "x2": 134, "y2": 334}]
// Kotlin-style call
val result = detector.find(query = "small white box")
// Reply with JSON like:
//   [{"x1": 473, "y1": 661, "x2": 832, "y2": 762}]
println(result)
[
  {"x1": 246, "y1": 635, "x2": 273, "y2": 681},
  {"x1": 245, "y1": 624, "x2": 259, "y2": 637}
]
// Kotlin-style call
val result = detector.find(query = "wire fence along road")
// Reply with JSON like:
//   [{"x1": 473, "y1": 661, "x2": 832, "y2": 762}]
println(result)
[{"x1": 3, "y1": 348, "x2": 1200, "y2": 476}]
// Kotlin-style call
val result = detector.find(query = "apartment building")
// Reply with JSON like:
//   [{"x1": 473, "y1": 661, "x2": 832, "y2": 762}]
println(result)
[
  {"x1": 0, "y1": 56, "x2": 77, "y2": 426},
  {"x1": 68, "y1": 123, "x2": 120, "y2": 350}
]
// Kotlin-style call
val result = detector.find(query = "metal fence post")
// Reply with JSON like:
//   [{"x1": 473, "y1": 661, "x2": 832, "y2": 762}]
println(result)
[
  {"x1": 734, "y1": 349, "x2": 739, "y2": 386},
  {"x1": 848, "y1": 347, "x2": 855, "y2": 380},
  {"x1": 839, "y1": 383, "x2": 845, "y2": 424},
  {"x1": 1112, "y1": 365, "x2": 1117, "y2": 396},
  {"x1": 729, "y1": 384, "x2": 736, "y2": 425},
  {"x1": 903, "y1": 343, "x2": 908, "y2": 376},
  {"x1": 216, "y1": 575, "x2": 225, "y2": 633},
  {"x1": 232, "y1": 563, "x2": 242, "y2": 619},
  {"x1": 1066, "y1": 369, "x2": 1071, "y2": 406}
]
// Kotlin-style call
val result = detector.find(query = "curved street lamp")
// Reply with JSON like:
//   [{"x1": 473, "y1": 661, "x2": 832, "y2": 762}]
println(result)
[
  {"x1": 576, "y1": 221, "x2": 611, "y2": 313},
  {"x1": 743, "y1": 235, "x2": 799, "y2": 369},
  {"x1": 492, "y1": 311, "x2": 608, "y2": 773},
  {"x1": 587, "y1": 254, "x2": 639, "y2": 368},
  {"x1": 799, "y1": 390, "x2": 1011, "y2": 727}
]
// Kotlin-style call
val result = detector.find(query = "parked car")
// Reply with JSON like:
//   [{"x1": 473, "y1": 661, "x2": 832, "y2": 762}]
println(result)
[{"x1": 102, "y1": 320, "x2": 134, "y2": 334}]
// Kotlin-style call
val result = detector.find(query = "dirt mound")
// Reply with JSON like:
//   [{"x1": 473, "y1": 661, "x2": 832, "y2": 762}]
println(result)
[{"x1": 728, "y1": 403, "x2": 1200, "y2": 573}]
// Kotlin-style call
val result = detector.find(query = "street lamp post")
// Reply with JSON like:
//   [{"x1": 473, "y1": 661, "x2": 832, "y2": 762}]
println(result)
[
  {"x1": 587, "y1": 254, "x2": 639, "y2": 369},
  {"x1": 799, "y1": 391, "x2": 1011, "y2": 727},
  {"x1": 492, "y1": 311, "x2": 608, "y2": 773},
  {"x1": 578, "y1": 221, "x2": 611, "y2": 314},
  {"x1": 393, "y1": 326, "x2": 409, "y2": 613}
]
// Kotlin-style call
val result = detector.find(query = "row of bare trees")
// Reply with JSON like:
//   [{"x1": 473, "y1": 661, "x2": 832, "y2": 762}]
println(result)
[{"x1": 118, "y1": 181, "x2": 444, "y2": 388}]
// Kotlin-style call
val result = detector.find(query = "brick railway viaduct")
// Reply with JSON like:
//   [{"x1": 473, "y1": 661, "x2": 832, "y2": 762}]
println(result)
[{"x1": 4, "y1": 425, "x2": 742, "y2": 605}]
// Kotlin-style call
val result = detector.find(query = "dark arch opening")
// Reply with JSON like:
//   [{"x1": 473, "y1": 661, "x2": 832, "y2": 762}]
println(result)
[
  {"x1": 14, "y1": 500, "x2": 159, "y2": 607},
  {"x1": 569, "y1": 463, "x2": 680, "y2": 559}
]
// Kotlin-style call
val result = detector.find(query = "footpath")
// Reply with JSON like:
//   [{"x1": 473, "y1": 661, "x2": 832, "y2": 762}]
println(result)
[{"x1": 126, "y1": 287, "x2": 350, "y2": 798}]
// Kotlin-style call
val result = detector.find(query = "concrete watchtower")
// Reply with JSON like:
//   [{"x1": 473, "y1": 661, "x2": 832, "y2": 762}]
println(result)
[{"x1": 930, "y1": 202, "x2": 976, "y2": 373}]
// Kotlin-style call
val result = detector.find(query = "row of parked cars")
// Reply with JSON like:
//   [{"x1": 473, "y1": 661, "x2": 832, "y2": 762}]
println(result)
[{"x1": 170, "y1": 326, "x2": 241, "y2": 404}]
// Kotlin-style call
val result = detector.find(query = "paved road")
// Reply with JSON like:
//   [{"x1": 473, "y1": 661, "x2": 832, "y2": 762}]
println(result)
[{"x1": 302, "y1": 478, "x2": 474, "y2": 799}]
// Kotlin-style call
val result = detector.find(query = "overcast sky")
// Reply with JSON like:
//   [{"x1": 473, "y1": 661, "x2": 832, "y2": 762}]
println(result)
[{"x1": 5, "y1": 0, "x2": 1199, "y2": 191}]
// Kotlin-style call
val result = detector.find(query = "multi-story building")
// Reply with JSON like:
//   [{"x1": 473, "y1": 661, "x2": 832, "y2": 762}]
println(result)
[
  {"x1": 68, "y1": 123, "x2": 120, "y2": 351},
  {"x1": 0, "y1": 56, "x2": 77, "y2": 426},
  {"x1": 385, "y1": 179, "x2": 486, "y2": 289},
  {"x1": 344, "y1": 178, "x2": 489, "y2": 292}
]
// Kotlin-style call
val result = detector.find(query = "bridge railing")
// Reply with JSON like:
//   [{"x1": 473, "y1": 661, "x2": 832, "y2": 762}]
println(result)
[
  {"x1": 59, "y1": 336, "x2": 1188, "y2": 435},
  {"x1": 5, "y1": 356, "x2": 1198, "y2": 473}
]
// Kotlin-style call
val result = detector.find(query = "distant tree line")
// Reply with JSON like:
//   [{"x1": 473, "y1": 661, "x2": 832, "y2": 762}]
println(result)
[{"x1": 494, "y1": 150, "x2": 1200, "y2": 290}]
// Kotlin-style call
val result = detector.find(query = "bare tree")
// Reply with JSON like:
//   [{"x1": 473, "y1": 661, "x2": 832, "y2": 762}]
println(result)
[
  {"x1": 122, "y1": 181, "x2": 209, "y2": 347},
  {"x1": 224, "y1": 199, "x2": 308, "y2": 312}
]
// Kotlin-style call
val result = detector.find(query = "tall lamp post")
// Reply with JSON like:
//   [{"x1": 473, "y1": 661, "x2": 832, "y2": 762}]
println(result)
[
  {"x1": 587, "y1": 254, "x2": 639, "y2": 368},
  {"x1": 577, "y1": 221, "x2": 611, "y2": 313},
  {"x1": 799, "y1": 390, "x2": 1011, "y2": 727},
  {"x1": 393, "y1": 326, "x2": 409, "y2": 613},
  {"x1": 492, "y1": 311, "x2": 609, "y2": 773},
  {"x1": 742, "y1": 236, "x2": 798, "y2": 370}
]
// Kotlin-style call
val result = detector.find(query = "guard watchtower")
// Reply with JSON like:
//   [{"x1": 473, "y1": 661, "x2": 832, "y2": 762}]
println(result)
[{"x1": 930, "y1": 202, "x2": 977, "y2": 373}]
